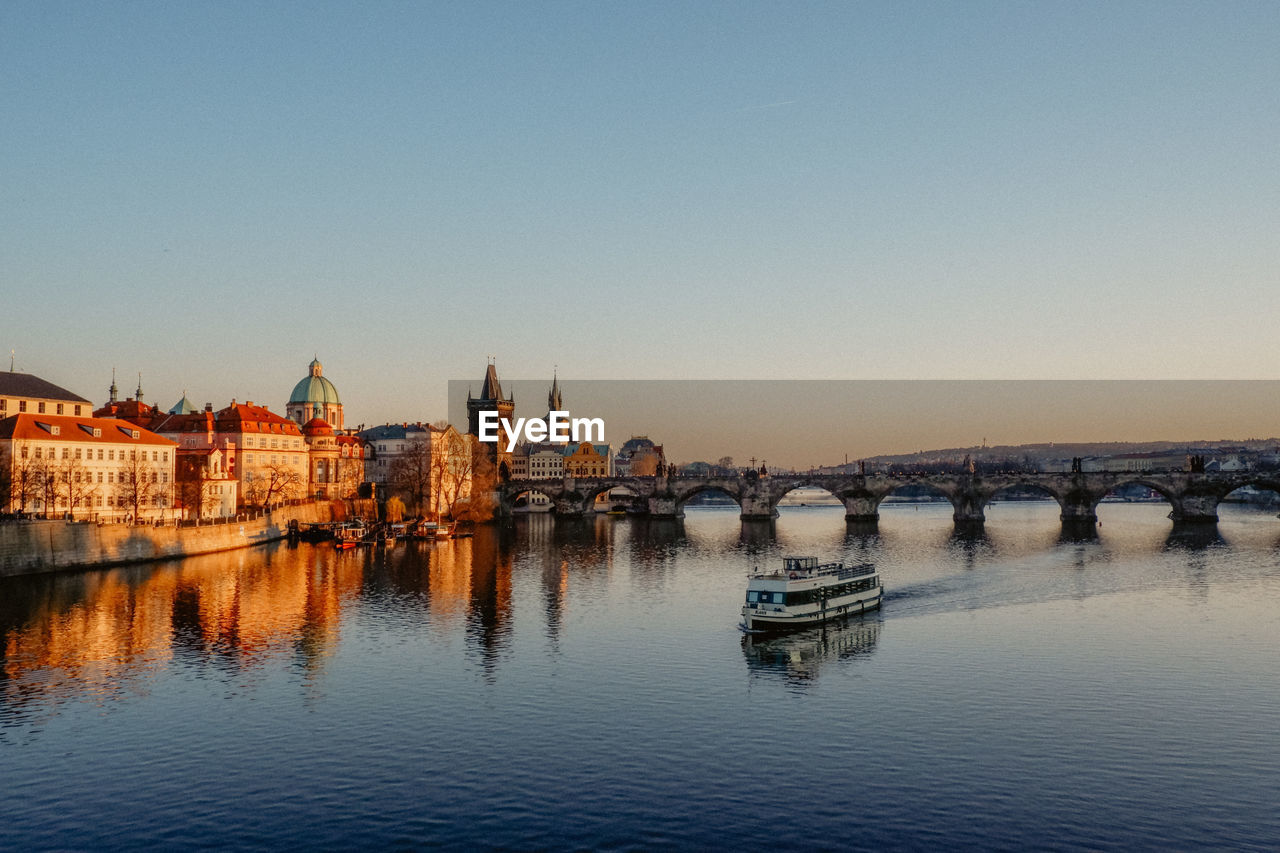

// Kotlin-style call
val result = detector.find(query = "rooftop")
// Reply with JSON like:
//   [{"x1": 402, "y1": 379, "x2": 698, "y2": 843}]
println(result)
[{"x1": 0, "y1": 371, "x2": 91, "y2": 404}]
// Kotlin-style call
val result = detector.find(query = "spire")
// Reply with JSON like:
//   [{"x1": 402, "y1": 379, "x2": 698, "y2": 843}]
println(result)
[
  {"x1": 480, "y1": 362, "x2": 503, "y2": 401},
  {"x1": 109, "y1": 368, "x2": 118, "y2": 404},
  {"x1": 548, "y1": 367, "x2": 562, "y2": 412},
  {"x1": 135, "y1": 372, "x2": 144, "y2": 402}
]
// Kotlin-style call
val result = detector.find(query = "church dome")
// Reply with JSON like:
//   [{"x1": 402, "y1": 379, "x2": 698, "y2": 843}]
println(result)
[
  {"x1": 289, "y1": 358, "x2": 341, "y2": 406},
  {"x1": 302, "y1": 417, "x2": 335, "y2": 436}
]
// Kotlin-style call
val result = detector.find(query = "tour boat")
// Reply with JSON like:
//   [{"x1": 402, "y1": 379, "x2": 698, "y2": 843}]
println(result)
[
  {"x1": 334, "y1": 522, "x2": 367, "y2": 549},
  {"x1": 740, "y1": 556, "x2": 882, "y2": 633}
]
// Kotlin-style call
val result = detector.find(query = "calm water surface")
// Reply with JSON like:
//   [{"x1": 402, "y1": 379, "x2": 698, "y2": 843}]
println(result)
[{"x1": 2, "y1": 502, "x2": 1279, "y2": 850}]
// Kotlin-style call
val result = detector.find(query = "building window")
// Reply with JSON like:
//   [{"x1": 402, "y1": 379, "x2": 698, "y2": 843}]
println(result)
[
  {"x1": 74, "y1": 405, "x2": 81, "y2": 416},
  {"x1": 38, "y1": 402, "x2": 45, "y2": 413},
  {"x1": 19, "y1": 401, "x2": 26, "y2": 412},
  {"x1": 57, "y1": 403, "x2": 64, "y2": 414},
  {"x1": 98, "y1": 449, "x2": 104, "y2": 460}
]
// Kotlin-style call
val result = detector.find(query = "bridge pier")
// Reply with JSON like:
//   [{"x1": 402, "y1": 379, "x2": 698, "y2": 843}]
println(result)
[
  {"x1": 841, "y1": 495, "x2": 879, "y2": 523},
  {"x1": 1059, "y1": 498, "x2": 1098, "y2": 525},
  {"x1": 739, "y1": 493, "x2": 778, "y2": 521},
  {"x1": 1169, "y1": 493, "x2": 1220, "y2": 525},
  {"x1": 552, "y1": 496, "x2": 587, "y2": 517},
  {"x1": 952, "y1": 492, "x2": 985, "y2": 530},
  {"x1": 647, "y1": 496, "x2": 683, "y2": 519}
]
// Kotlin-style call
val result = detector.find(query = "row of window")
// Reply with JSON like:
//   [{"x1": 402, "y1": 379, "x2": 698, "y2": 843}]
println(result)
[
  {"x1": 21, "y1": 446, "x2": 170, "y2": 462},
  {"x1": 746, "y1": 577, "x2": 878, "y2": 606},
  {"x1": 243, "y1": 454, "x2": 305, "y2": 466},
  {"x1": 30, "y1": 494, "x2": 170, "y2": 509},
  {"x1": 243, "y1": 437, "x2": 304, "y2": 449},
  {"x1": 42, "y1": 470, "x2": 171, "y2": 485},
  {"x1": 0, "y1": 400, "x2": 84, "y2": 416}
]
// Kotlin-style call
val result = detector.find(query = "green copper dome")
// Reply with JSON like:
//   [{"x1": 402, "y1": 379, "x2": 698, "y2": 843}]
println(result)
[{"x1": 289, "y1": 358, "x2": 341, "y2": 405}]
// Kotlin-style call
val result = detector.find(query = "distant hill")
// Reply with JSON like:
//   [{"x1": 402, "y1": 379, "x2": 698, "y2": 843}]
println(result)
[{"x1": 818, "y1": 438, "x2": 1280, "y2": 471}]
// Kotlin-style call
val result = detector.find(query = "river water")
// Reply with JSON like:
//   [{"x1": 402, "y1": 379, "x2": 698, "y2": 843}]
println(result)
[{"x1": 2, "y1": 501, "x2": 1278, "y2": 850}]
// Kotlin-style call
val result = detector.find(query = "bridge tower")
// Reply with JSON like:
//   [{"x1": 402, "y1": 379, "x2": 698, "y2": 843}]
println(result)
[{"x1": 467, "y1": 360, "x2": 515, "y2": 472}]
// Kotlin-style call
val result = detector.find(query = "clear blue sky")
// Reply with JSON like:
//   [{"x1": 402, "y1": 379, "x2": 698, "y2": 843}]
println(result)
[{"x1": 4, "y1": 2, "x2": 1278, "y2": 432}]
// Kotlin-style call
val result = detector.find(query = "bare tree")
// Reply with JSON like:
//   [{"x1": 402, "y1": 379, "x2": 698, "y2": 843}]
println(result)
[
  {"x1": 388, "y1": 437, "x2": 433, "y2": 515},
  {"x1": 335, "y1": 454, "x2": 363, "y2": 500},
  {"x1": 429, "y1": 429, "x2": 474, "y2": 519},
  {"x1": 175, "y1": 455, "x2": 222, "y2": 519},
  {"x1": 54, "y1": 456, "x2": 98, "y2": 519},
  {"x1": 113, "y1": 449, "x2": 167, "y2": 521},
  {"x1": 9, "y1": 449, "x2": 42, "y2": 515},
  {"x1": 0, "y1": 445, "x2": 10, "y2": 513},
  {"x1": 176, "y1": 475, "x2": 220, "y2": 520},
  {"x1": 261, "y1": 461, "x2": 305, "y2": 507},
  {"x1": 446, "y1": 434, "x2": 497, "y2": 522},
  {"x1": 35, "y1": 455, "x2": 57, "y2": 517}
]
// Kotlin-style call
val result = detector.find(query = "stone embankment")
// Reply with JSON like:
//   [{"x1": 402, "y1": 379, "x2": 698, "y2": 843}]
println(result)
[{"x1": 0, "y1": 502, "x2": 335, "y2": 578}]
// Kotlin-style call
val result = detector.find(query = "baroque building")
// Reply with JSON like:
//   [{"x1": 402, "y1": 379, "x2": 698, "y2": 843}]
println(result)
[
  {"x1": 1, "y1": 412, "x2": 177, "y2": 520},
  {"x1": 287, "y1": 357, "x2": 343, "y2": 430}
]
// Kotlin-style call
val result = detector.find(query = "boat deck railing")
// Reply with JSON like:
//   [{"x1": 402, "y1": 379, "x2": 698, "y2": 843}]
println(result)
[{"x1": 750, "y1": 561, "x2": 876, "y2": 581}]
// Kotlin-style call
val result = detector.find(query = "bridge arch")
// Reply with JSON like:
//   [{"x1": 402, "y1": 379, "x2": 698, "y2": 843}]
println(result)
[
  {"x1": 870, "y1": 480, "x2": 979, "y2": 524},
  {"x1": 981, "y1": 480, "x2": 1068, "y2": 518},
  {"x1": 1216, "y1": 477, "x2": 1280, "y2": 519},
  {"x1": 509, "y1": 488, "x2": 554, "y2": 514},
  {"x1": 673, "y1": 481, "x2": 744, "y2": 511},
  {"x1": 1093, "y1": 477, "x2": 1204, "y2": 523}
]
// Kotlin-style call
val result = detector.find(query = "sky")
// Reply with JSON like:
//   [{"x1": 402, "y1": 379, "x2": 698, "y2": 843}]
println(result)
[{"x1": 4, "y1": 2, "x2": 1279, "y2": 455}]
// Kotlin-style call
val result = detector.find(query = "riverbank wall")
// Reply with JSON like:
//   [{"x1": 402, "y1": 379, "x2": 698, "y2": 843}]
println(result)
[{"x1": 0, "y1": 502, "x2": 335, "y2": 578}]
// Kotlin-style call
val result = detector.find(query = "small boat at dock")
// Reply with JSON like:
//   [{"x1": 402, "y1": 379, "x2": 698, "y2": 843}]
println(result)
[
  {"x1": 334, "y1": 521, "x2": 368, "y2": 549},
  {"x1": 740, "y1": 556, "x2": 882, "y2": 633}
]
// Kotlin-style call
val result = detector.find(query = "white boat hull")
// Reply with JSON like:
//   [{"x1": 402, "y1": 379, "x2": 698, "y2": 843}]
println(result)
[{"x1": 741, "y1": 587, "x2": 883, "y2": 632}]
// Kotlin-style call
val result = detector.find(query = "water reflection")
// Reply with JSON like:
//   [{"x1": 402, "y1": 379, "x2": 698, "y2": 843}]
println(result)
[
  {"x1": 1163, "y1": 524, "x2": 1227, "y2": 551},
  {"x1": 0, "y1": 532, "x2": 530, "y2": 710},
  {"x1": 742, "y1": 615, "x2": 881, "y2": 690}
]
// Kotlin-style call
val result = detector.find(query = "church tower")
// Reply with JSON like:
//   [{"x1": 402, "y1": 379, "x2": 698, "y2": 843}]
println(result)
[{"x1": 467, "y1": 360, "x2": 515, "y2": 446}]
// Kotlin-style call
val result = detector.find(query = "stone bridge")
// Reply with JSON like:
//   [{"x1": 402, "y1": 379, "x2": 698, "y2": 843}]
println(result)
[{"x1": 499, "y1": 471, "x2": 1280, "y2": 528}]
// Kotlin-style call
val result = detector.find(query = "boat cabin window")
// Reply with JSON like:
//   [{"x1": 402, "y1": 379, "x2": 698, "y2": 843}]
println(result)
[
  {"x1": 783, "y1": 556, "x2": 818, "y2": 573},
  {"x1": 747, "y1": 591, "x2": 776, "y2": 604}
]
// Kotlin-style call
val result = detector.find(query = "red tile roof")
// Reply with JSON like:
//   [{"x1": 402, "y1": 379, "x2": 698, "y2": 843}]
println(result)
[
  {"x1": 215, "y1": 402, "x2": 303, "y2": 435},
  {"x1": 0, "y1": 413, "x2": 177, "y2": 447}
]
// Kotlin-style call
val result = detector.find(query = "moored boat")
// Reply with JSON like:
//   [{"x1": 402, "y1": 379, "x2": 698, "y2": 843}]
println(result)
[
  {"x1": 334, "y1": 521, "x2": 367, "y2": 549},
  {"x1": 740, "y1": 556, "x2": 882, "y2": 633}
]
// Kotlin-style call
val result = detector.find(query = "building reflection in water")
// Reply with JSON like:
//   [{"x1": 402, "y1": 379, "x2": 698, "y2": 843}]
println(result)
[
  {"x1": 462, "y1": 529, "x2": 515, "y2": 679},
  {"x1": 742, "y1": 615, "x2": 881, "y2": 691},
  {"x1": 0, "y1": 544, "x2": 370, "y2": 710},
  {"x1": 0, "y1": 529, "x2": 534, "y2": 713}
]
